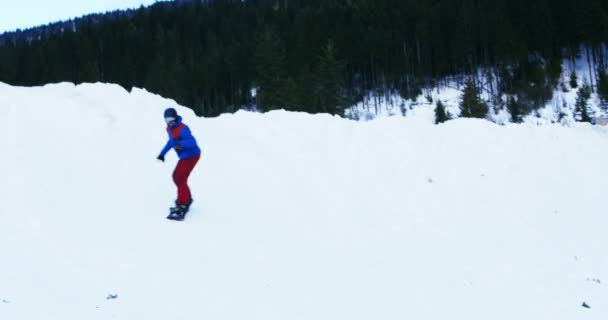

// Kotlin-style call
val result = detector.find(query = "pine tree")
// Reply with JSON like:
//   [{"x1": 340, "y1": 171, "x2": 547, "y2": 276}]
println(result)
[
  {"x1": 253, "y1": 26, "x2": 287, "y2": 111},
  {"x1": 570, "y1": 71, "x2": 578, "y2": 89},
  {"x1": 546, "y1": 58, "x2": 563, "y2": 88},
  {"x1": 575, "y1": 81, "x2": 593, "y2": 122},
  {"x1": 283, "y1": 77, "x2": 301, "y2": 111},
  {"x1": 597, "y1": 67, "x2": 608, "y2": 110},
  {"x1": 517, "y1": 58, "x2": 554, "y2": 109},
  {"x1": 507, "y1": 96, "x2": 523, "y2": 123},
  {"x1": 435, "y1": 100, "x2": 449, "y2": 124},
  {"x1": 460, "y1": 79, "x2": 488, "y2": 119},
  {"x1": 315, "y1": 40, "x2": 348, "y2": 116}
]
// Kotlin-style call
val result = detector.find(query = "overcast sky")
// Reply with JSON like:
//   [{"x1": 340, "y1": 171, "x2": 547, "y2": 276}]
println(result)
[{"x1": 0, "y1": 0, "x2": 160, "y2": 33}]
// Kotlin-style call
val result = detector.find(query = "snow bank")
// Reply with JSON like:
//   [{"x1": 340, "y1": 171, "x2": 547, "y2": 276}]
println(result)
[{"x1": 0, "y1": 82, "x2": 607, "y2": 320}]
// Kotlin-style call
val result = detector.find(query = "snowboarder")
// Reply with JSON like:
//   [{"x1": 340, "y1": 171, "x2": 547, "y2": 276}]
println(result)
[{"x1": 157, "y1": 108, "x2": 201, "y2": 220}]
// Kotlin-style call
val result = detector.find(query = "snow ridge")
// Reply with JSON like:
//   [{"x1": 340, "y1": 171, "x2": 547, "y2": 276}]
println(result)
[{"x1": 0, "y1": 82, "x2": 606, "y2": 320}]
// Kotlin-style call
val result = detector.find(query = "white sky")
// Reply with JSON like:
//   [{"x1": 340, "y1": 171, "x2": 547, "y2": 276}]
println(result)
[{"x1": 0, "y1": 0, "x2": 160, "y2": 33}]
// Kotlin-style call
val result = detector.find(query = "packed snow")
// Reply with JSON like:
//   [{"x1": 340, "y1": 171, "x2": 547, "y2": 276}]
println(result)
[{"x1": 0, "y1": 82, "x2": 607, "y2": 320}]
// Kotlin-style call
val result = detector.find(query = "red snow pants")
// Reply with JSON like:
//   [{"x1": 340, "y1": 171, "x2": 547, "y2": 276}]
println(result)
[{"x1": 173, "y1": 155, "x2": 200, "y2": 205}]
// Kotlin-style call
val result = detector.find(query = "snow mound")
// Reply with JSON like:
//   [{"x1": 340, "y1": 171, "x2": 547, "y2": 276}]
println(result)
[{"x1": 1, "y1": 82, "x2": 607, "y2": 320}]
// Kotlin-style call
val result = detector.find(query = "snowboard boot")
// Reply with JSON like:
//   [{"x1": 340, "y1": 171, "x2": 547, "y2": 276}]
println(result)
[
  {"x1": 167, "y1": 199, "x2": 193, "y2": 221},
  {"x1": 168, "y1": 204, "x2": 188, "y2": 220},
  {"x1": 174, "y1": 198, "x2": 194, "y2": 210}
]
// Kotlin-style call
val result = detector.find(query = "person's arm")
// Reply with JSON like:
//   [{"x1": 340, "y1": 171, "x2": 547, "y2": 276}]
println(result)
[
  {"x1": 161, "y1": 139, "x2": 174, "y2": 155},
  {"x1": 158, "y1": 139, "x2": 173, "y2": 160}
]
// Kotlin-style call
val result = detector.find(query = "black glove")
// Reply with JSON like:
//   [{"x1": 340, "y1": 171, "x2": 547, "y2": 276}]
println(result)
[{"x1": 157, "y1": 154, "x2": 165, "y2": 162}]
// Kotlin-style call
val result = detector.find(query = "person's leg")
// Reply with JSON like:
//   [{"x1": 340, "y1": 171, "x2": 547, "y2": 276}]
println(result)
[
  {"x1": 172, "y1": 160, "x2": 186, "y2": 204},
  {"x1": 172, "y1": 155, "x2": 200, "y2": 206}
]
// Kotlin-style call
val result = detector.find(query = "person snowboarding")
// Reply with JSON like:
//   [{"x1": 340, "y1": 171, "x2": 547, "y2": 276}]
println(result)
[{"x1": 157, "y1": 108, "x2": 201, "y2": 220}]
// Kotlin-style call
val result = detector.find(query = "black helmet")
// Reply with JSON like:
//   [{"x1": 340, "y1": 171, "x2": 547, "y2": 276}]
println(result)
[{"x1": 164, "y1": 108, "x2": 178, "y2": 119}]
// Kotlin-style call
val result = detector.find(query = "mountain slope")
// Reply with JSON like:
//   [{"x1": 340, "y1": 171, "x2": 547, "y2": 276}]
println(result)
[{"x1": 0, "y1": 82, "x2": 607, "y2": 320}]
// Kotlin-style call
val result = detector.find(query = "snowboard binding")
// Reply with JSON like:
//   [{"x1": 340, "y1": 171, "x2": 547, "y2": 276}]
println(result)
[{"x1": 167, "y1": 199, "x2": 193, "y2": 221}]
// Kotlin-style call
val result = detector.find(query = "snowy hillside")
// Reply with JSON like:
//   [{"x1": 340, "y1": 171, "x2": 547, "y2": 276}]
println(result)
[
  {"x1": 1, "y1": 82, "x2": 607, "y2": 320},
  {"x1": 347, "y1": 56, "x2": 608, "y2": 125}
]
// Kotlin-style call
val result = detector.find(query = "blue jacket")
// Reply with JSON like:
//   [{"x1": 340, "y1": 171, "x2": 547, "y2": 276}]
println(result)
[{"x1": 160, "y1": 116, "x2": 201, "y2": 160}]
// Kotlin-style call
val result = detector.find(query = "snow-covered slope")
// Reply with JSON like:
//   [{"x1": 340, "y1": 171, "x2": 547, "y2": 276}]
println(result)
[
  {"x1": 1, "y1": 82, "x2": 607, "y2": 320},
  {"x1": 347, "y1": 55, "x2": 608, "y2": 125}
]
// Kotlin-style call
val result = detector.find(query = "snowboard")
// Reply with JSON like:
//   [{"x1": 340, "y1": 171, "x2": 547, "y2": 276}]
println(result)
[
  {"x1": 167, "y1": 207, "x2": 189, "y2": 221},
  {"x1": 166, "y1": 199, "x2": 194, "y2": 221}
]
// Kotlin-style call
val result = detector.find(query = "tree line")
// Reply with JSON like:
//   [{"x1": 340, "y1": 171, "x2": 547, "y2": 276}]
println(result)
[{"x1": 0, "y1": 0, "x2": 607, "y2": 119}]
